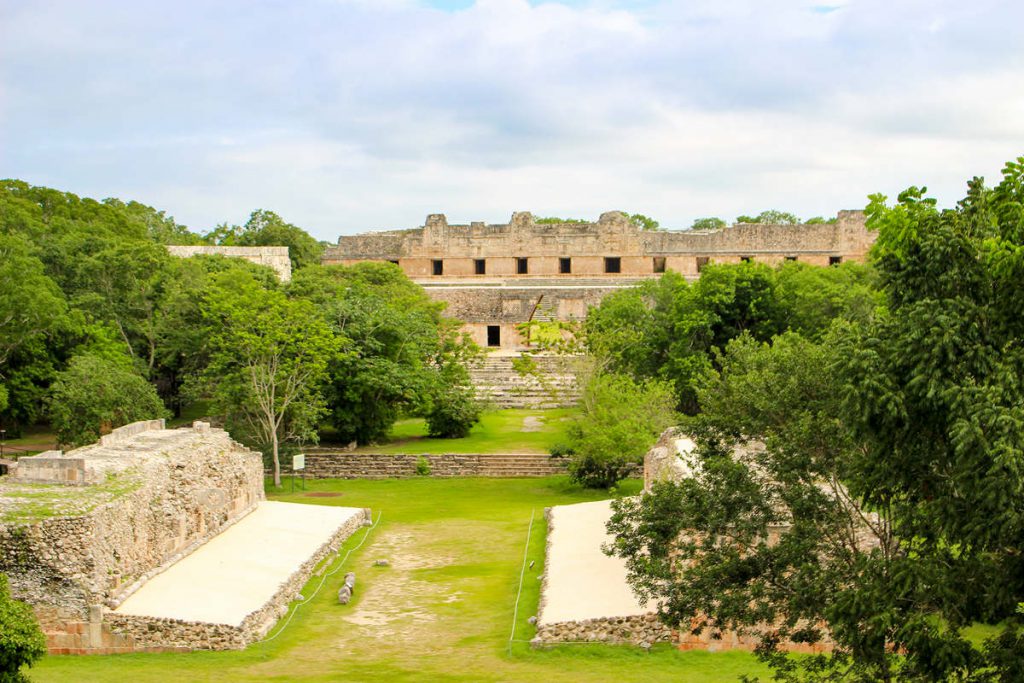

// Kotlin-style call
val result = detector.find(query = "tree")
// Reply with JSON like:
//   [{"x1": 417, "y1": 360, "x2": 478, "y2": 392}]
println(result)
[
  {"x1": 48, "y1": 352, "x2": 169, "y2": 448},
  {"x1": 0, "y1": 234, "x2": 66, "y2": 369},
  {"x1": 70, "y1": 240, "x2": 172, "y2": 374},
  {"x1": 202, "y1": 270, "x2": 337, "y2": 486},
  {"x1": 564, "y1": 372, "x2": 676, "y2": 487},
  {"x1": 736, "y1": 210, "x2": 801, "y2": 225},
  {"x1": 288, "y1": 263, "x2": 480, "y2": 445},
  {"x1": 232, "y1": 209, "x2": 323, "y2": 270},
  {"x1": 607, "y1": 158, "x2": 1024, "y2": 681},
  {"x1": 423, "y1": 318, "x2": 482, "y2": 438},
  {"x1": 690, "y1": 217, "x2": 726, "y2": 230},
  {"x1": 0, "y1": 574, "x2": 46, "y2": 683},
  {"x1": 535, "y1": 216, "x2": 587, "y2": 224},
  {"x1": 628, "y1": 213, "x2": 660, "y2": 231}
]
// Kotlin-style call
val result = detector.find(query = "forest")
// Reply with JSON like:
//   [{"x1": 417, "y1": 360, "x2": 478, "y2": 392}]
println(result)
[{"x1": 0, "y1": 180, "x2": 479, "y2": 486}]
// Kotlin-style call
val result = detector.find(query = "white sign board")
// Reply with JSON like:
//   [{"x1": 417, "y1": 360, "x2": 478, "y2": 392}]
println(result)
[{"x1": 292, "y1": 454, "x2": 305, "y2": 471}]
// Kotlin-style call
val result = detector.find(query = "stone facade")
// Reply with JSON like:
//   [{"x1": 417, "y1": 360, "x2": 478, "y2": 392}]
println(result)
[
  {"x1": 0, "y1": 421, "x2": 265, "y2": 653},
  {"x1": 323, "y1": 210, "x2": 874, "y2": 351},
  {"x1": 167, "y1": 245, "x2": 292, "y2": 281}
]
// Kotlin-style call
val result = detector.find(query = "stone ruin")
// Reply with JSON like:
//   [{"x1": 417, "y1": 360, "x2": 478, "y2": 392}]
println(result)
[
  {"x1": 0, "y1": 420, "x2": 365, "y2": 654},
  {"x1": 324, "y1": 210, "x2": 875, "y2": 353},
  {"x1": 324, "y1": 210, "x2": 876, "y2": 407},
  {"x1": 166, "y1": 245, "x2": 292, "y2": 281}
]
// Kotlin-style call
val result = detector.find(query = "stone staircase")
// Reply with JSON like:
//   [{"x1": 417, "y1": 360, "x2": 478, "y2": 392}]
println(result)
[
  {"x1": 469, "y1": 354, "x2": 581, "y2": 408},
  {"x1": 529, "y1": 294, "x2": 558, "y2": 322},
  {"x1": 302, "y1": 451, "x2": 570, "y2": 478}
]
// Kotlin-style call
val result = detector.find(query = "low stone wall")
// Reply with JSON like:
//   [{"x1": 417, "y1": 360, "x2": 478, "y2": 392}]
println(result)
[
  {"x1": 302, "y1": 452, "x2": 569, "y2": 479},
  {"x1": 534, "y1": 613, "x2": 673, "y2": 647}
]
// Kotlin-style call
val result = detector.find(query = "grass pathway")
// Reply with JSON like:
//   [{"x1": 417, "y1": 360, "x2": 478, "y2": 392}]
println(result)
[{"x1": 33, "y1": 477, "x2": 769, "y2": 682}]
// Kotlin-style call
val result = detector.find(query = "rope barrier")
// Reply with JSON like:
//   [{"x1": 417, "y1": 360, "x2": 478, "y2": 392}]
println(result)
[
  {"x1": 259, "y1": 510, "x2": 382, "y2": 644},
  {"x1": 507, "y1": 508, "x2": 536, "y2": 656}
]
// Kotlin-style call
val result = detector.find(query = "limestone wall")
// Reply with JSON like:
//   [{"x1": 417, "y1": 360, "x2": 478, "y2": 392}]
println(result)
[
  {"x1": 0, "y1": 421, "x2": 264, "y2": 652},
  {"x1": 167, "y1": 245, "x2": 292, "y2": 281}
]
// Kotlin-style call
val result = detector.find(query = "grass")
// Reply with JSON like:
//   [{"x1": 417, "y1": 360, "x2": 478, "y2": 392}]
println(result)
[
  {"x1": 32, "y1": 476, "x2": 769, "y2": 683},
  {"x1": 335, "y1": 408, "x2": 575, "y2": 454},
  {"x1": 1, "y1": 424, "x2": 57, "y2": 458},
  {"x1": 0, "y1": 470, "x2": 143, "y2": 524}
]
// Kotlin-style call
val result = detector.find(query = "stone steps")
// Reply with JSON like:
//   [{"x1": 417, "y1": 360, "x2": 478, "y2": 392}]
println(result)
[
  {"x1": 302, "y1": 452, "x2": 570, "y2": 478},
  {"x1": 468, "y1": 355, "x2": 581, "y2": 408}
]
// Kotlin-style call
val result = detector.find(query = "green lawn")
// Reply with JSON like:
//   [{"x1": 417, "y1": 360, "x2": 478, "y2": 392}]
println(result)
[
  {"x1": 32, "y1": 477, "x2": 769, "y2": 683},
  {"x1": 341, "y1": 408, "x2": 575, "y2": 454}
]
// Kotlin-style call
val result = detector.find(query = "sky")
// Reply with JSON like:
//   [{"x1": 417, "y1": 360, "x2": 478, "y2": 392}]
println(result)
[{"x1": 1, "y1": 0, "x2": 1023, "y2": 240}]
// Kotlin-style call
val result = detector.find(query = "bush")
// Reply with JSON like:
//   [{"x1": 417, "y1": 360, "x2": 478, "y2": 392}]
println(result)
[
  {"x1": 48, "y1": 353, "x2": 169, "y2": 448},
  {"x1": 548, "y1": 442, "x2": 575, "y2": 458},
  {"x1": 0, "y1": 573, "x2": 46, "y2": 683},
  {"x1": 566, "y1": 372, "x2": 677, "y2": 488},
  {"x1": 425, "y1": 384, "x2": 481, "y2": 439},
  {"x1": 415, "y1": 455, "x2": 431, "y2": 476}
]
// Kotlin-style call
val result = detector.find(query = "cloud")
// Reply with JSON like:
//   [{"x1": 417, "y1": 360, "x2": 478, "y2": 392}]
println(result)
[{"x1": 1, "y1": 0, "x2": 1022, "y2": 237}]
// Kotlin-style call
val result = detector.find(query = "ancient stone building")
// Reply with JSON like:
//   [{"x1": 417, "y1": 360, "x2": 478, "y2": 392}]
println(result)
[
  {"x1": 167, "y1": 245, "x2": 292, "y2": 281},
  {"x1": 323, "y1": 210, "x2": 873, "y2": 351},
  {"x1": 0, "y1": 420, "x2": 365, "y2": 653}
]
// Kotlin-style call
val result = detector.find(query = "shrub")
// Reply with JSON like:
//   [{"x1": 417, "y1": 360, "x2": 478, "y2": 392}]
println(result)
[
  {"x1": 415, "y1": 455, "x2": 431, "y2": 476},
  {"x1": 48, "y1": 353, "x2": 169, "y2": 448},
  {"x1": 425, "y1": 384, "x2": 481, "y2": 439},
  {"x1": 0, "y1": 573, "x2": 46, "y2": 683},
  {"x1": 548, "y1": 442, "x2": 575, "y2": 458},
  {"x1": 566, "y1": 372, "x2": 677, "y2": 488}
]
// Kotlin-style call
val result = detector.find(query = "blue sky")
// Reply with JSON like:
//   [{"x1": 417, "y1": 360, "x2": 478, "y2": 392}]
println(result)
[{"x1": 2, "y1": 0, "x2": 1022, "y2": 239}]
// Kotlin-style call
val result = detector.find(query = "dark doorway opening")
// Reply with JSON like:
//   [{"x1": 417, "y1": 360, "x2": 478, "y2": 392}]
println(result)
[
  {"x1": 652, "y1": 257, "x2": 666, "y2": 273},
  {"x1": 604, "y1": 257, "x2": 621, "y2": 273},
  {"x1": 487, "y1": 325, "x2": 501, "y2": 347},
  {"x1": 475, "y1": 259, "x2": 486, "y2": 275},
  {"x1": 829, "y1": 256, "x2": 843, "y2": 266},
  {"x1": 432, "y1": 259, "x2": 443, "y2": 275},
  {"x1": 517, "y1": 257, "x2": 529, "y2": 274},
  {"x1": 559, "y1": 257, "x2": 572, "y2": 274}
]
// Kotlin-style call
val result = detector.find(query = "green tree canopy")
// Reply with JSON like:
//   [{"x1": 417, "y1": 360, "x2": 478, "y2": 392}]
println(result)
[
  {"x1": 212, "y1": 209, "x2": 324, "y2": 271},
  {"x1": 201, "y1": 269, "x2": 338, "y2": 486},
  {"x1": 607, "y1": 157, "x2": 1024, "y2": 681},
  {"x1": 288, "y1": 263, "x2": 480, "y2": 444},
  {"x1": 564, "y1": 371, "x2": 677, "y2": 487},
  {"x1": 690, "y1": 216, "x2": 726, "y2": 230},
  {"x1": 0, "y1": 573, "x2": 46, "y2": 683},
  {"x1": 48, "y1": 352, "x2": 169, "y2": 448},
  {"x1": 628, "y1": 213, "x2": 660, "y2": 231},
  {"x1": 736, "y1": 210, "x2": 801, "y2": 224}
]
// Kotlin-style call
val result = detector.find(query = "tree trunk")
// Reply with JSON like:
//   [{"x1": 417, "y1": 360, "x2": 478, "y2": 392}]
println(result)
[{"x1": 272, "y1": 428, "x2": 281, "y2": 487}]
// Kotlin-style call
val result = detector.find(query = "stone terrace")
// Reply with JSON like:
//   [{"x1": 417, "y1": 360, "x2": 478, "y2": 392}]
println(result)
[{"x1": 0, "y1": 420, "x2": 360, "y2": 653}]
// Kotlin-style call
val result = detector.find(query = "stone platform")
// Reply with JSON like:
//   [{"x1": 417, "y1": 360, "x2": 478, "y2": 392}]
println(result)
[
  {"x1": 114, "y1": 501, "x2": 364, "y2": 629},
  {"x1": 534, "y1": 500, "x2": 671, "y2": 646}
]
